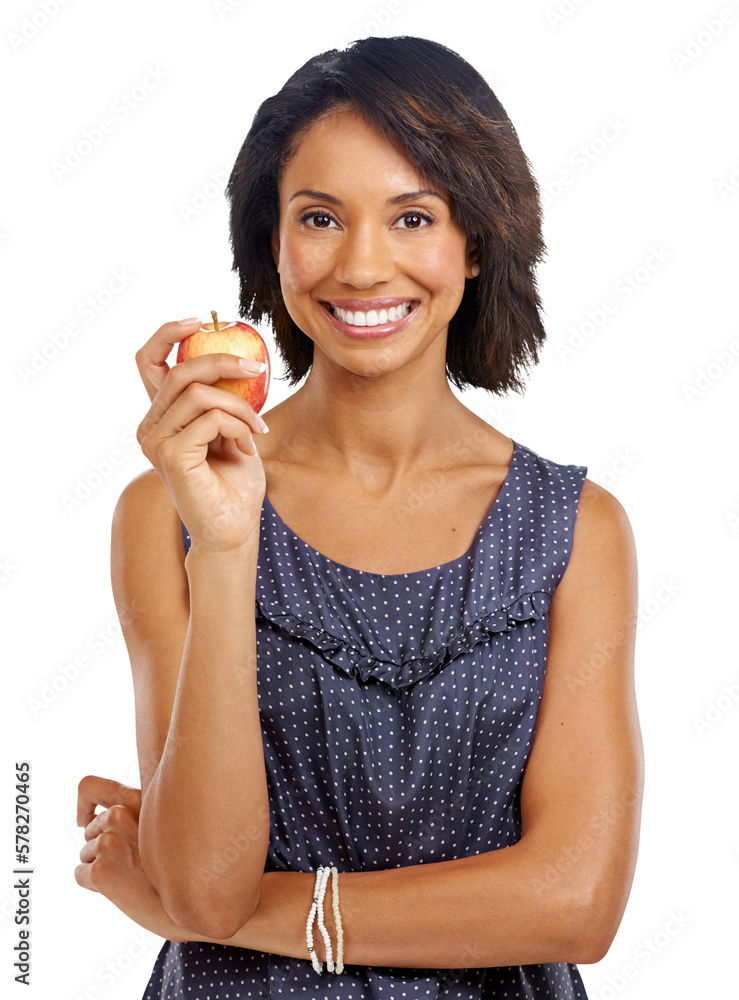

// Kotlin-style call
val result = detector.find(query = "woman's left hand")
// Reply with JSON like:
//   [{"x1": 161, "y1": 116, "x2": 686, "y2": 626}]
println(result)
[{"x1": 74, "y1": 774, "x2": 188, "y2": 943}]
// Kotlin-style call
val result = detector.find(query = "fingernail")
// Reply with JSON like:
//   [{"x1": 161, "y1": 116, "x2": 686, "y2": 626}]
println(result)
[
  {"x1": 239, "y1": 359, "x2": 267, "y2": 372},
  {"x1": 257, "y1": 415, "x2": 269, "y2": 433},
  {"x1": 178, "y1": 316, "x2": 200, "y2": 325}
]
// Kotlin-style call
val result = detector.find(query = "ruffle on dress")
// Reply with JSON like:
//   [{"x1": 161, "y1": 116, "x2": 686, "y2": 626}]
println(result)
[{"x1": 254, "y1": 588, "x2": 552, "y2": 690}]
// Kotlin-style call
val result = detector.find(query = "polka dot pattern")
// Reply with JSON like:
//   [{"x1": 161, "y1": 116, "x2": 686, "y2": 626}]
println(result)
[{"x1": 143, "y1": 439, "x2": 589, "y2": 998}]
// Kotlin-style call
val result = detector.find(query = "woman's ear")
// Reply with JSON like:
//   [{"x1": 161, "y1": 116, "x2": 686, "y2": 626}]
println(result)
[
  {"x1": 271, "y1": 229, "x2": 280, "y2": 273},
  {"x1": 465, "y1": 239, "x2": 479, "y2": 280}
]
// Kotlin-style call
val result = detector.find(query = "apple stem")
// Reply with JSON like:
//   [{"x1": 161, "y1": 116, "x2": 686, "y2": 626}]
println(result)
[{"x1": 211, "y1": 310, "x2": 219, "y2": 331}]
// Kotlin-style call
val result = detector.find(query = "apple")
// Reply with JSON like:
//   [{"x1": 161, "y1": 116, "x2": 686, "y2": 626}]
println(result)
[{"x1": 176, "y1": 311, "x2": 270, "y2": 413}]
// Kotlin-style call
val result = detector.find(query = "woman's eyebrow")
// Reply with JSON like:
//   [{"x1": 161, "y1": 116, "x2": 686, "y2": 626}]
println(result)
[
  {"x1": 289, "y1": 189, "x2": 342, "y2": 205},
  {"x1": 389, "y1": 189, "x2": 446, "y2": 205},
  {"x1": 288, "y1": 188, "x2": 446, "y2": 205}
]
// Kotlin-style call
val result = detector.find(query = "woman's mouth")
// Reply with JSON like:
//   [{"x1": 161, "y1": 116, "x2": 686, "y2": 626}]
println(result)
[
  {"x1": 321, "y1": 300, "x2": 418, "y2": 339},
  {"x1": 330, "y1": 302, "x2": 413, "y2": 326}
]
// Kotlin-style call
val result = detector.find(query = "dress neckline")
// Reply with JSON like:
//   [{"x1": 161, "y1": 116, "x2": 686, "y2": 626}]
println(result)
[{"x1": 262, "y1": 438, "x2": 520, "y2": 581}]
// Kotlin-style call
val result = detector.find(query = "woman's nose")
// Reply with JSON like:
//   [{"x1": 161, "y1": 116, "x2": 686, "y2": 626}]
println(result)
[{"x1": 333, "y1": 224, "x2": 395, "y2": 288}]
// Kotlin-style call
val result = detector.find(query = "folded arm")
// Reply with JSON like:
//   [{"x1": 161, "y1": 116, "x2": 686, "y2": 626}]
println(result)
[
  {"x1": 205, "y1": 480, "x2": 644, "y2": 966},
  {"x1": 108, "y1": 470, "x2": 270, "y2": 938},
  {"x1": 80, "y1": 479, "x2": 642, "y2": 968}
]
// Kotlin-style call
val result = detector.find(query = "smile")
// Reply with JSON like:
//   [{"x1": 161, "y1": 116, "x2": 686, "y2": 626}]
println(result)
[
  {"x1": 328, "y1": 302, "x2": 413, "y2": 326},
  {"x1": 320, "y1": 299, "x2": 420, "y2": 340}
]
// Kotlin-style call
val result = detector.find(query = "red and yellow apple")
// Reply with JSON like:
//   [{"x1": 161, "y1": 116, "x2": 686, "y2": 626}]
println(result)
[{"x1": 176, "y1": 311, "x2": 270, "y2": 413}]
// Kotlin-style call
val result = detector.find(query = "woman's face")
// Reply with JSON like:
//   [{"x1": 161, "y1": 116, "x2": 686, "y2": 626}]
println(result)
[{"x1": 271, "y1": 108, "x2": 477, "y2": 379}]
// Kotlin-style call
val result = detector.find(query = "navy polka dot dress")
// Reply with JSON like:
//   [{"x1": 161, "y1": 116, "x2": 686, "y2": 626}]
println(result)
[{"x1": 142, "y1": 439, "x2": 589, "y2": 998}]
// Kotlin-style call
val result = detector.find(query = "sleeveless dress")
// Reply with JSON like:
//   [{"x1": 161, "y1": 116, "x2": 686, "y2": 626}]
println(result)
[{"x1": 142, "y1": 438, "x2": 589, "y2": 999}]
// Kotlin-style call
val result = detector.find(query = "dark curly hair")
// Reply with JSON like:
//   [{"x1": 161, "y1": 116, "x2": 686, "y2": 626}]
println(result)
[{"x1": 226, "y1": 35, "x2": 547, "y2": 396}]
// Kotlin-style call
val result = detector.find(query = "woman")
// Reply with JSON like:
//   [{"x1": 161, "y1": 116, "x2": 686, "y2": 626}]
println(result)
[{"x1": 75, "y1": 35, "x2": 643, "y2": 999}]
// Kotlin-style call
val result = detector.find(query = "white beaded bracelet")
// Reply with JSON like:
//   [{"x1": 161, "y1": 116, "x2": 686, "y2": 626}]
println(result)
[
  {"x1": 331, "y1": 866, "x2": 344, "y2": 975},
  {"x1": 305, "y1": 868, "x2": 321, "y2": 973},
  {"x1": 315, "y1": 866, "x2": 334, "y2": 972},
  {"x1": 306, "y1": 866, "x2": 332, "y2": 974}
]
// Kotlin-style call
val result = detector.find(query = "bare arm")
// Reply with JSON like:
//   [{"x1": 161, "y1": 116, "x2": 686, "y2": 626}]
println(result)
[
  {"x1": 109, "y1": 468, "x2": 270, "y2": 939},
  {"x1": 85, "y1": 477, "x2": 642, "y2": 965},
  {"x1": 107, "y1": 320, "x2": 274, "y2": 938},
  {"x1": 195, "y1": 478, "x2": 644, "y2": 966}
]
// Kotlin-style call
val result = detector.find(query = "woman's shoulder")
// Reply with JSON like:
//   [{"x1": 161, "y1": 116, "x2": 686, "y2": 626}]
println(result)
[
  {"x1": 574, "y1": 477, "x2": 636, "y2": 558},
  {"x1": 114, "y1": 467, "x2": 175, "y2": 516},
  {"x1": 578, "y1": 475, "x2": 630, "y2": 516},
  {"x1": 112, "y1": 468, "x2": 184, "y2": 560},
  {"x1": 516, "y1": 439, "x2": 632, "y2": 546}
]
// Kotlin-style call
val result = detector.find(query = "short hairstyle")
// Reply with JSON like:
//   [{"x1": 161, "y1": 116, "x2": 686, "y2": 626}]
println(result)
[{"x1": 227, "y1": 35, "x2": 547, "y2": 396}]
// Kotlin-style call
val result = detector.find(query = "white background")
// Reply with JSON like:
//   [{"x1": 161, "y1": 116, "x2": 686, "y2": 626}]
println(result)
[{"x1": 2, "y1": 0, "x2": 737, "y2": 997}]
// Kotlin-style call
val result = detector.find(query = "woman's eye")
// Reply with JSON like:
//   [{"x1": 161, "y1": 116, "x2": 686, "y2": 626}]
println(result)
[
  {"x1": 300, "y1": 212, "x2": 338, "y2": 229},
  {"x1": 395, "y1": 213, "x2": 432, "y2": 229}
]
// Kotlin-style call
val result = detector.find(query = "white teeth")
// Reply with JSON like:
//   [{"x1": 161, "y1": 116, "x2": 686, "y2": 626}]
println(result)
[{"x1": 331, "y1": 302, "x2": 412, "y2": 326}]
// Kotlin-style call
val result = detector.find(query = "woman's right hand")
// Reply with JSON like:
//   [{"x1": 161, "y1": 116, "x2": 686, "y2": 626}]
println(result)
[{"x1": 135, "y1": 318, "x2": 269, "y2": 554}]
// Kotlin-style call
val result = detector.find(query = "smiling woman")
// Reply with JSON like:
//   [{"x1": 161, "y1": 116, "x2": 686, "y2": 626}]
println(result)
[{"x1": 75, "y1": 34, "x2": 642, "y2": 1000}]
